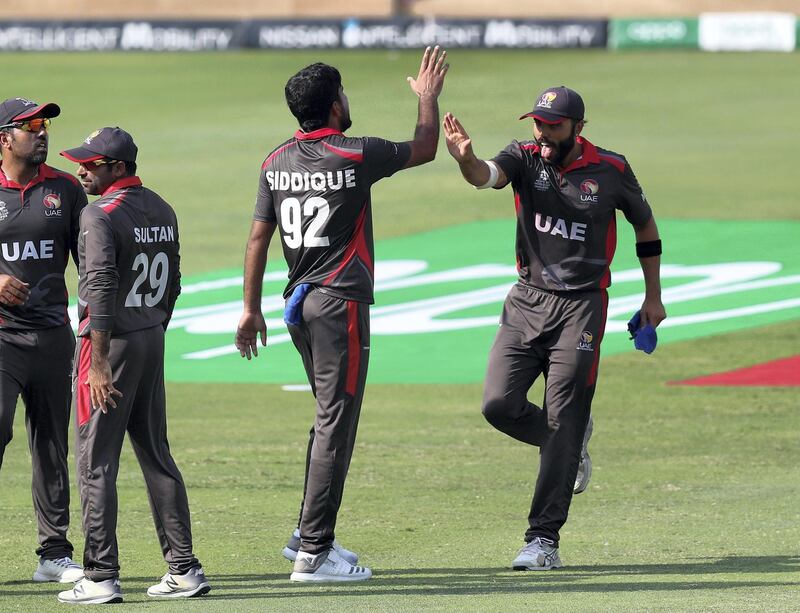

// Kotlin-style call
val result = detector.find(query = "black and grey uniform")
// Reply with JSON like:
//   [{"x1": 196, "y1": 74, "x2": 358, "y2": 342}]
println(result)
[
  {"x1": 484, "y1": 137, "x2": 652, "y2": 544},
  {"x1": 254, "y1": 128, "x2": 411, "y2": 555},
  {"x1": 74, "y1": 176, "x2": 198, "y2": 581},
  {"x1": 0, "y1": 163, "x2": 86, "y2": 560}
]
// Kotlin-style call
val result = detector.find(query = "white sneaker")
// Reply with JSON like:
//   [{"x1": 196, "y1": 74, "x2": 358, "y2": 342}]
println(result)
[
  {"x1": 574, "y1": 415, "x2": 593, "y2": 495},
  {"x1": 290, "y1": 548, "x2": 372, "y2": 582},
  {"x1": 57, "y1": 578, "x2": 122, "y2": 604},
  {"x1": 512, "y1": 537, "x2": 563, "y2": 570},
  {"x1": 282, "y1": 528, "x2": 359, "y2": 565},
  {"x1": 33, "y1": 556, "x2": 84, "y2": 583},
  {"x1": 147, "y1": 566, "x2": 211, "y2": 598}
]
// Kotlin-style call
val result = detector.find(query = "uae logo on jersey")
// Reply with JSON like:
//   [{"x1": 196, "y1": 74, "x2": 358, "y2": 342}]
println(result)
[
  {"x1": 580, "y1": 179, "x2": 599, "y2": 203},
  {"x1": 43, "y1": 193, "x2": 62, "y2": 217},
  {"x1": 534, "y1": 169, "x2": 550, "y2": 191},
  {"x1": 577, "y1": 330, "x2": 594, "y2": 352},
  {"x1": 537, "y1": 92, "x2": 557, "y2": 109},
  {"x1": 0, "y1": 201, "x2": 7, "y2": 222}
]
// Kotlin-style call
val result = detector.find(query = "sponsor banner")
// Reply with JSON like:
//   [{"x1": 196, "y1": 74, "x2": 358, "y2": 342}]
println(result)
[
  {"x1": 0, "y1": 18, "x2": 606, "y2": 51},
  {"x1": 699, "y1": 12, "x2": 797, "y2": 52},
  {"x1": 609, "y1": 18, "x2": 698, "y2": 49},
  {"x1": 68, "y1": 218, "x2": 800, "y2": 384}
]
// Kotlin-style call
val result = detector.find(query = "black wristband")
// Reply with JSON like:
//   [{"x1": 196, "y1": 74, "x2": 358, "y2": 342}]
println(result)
[{"x1": 636, "y1": 239, "x2": 662, "y2": 258}]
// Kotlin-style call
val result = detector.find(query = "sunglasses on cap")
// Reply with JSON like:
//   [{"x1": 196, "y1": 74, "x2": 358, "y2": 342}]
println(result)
[
  {"x1": 84, "y1": 158, "x2": 121, "y2": 169},
  {"x1": 0, "y1": 118, "x2": 51, "y2": 132}
]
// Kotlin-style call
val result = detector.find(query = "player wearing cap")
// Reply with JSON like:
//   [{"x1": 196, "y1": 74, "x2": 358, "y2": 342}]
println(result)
[
  {"x1": 56, "y1": 128, "x2": 210, "y2": 604},
  {"x1": 235, "y1": 47, "x2": 448, "y2": 582},
  {"x1": 444, "y1": 87, "x2": 666, "y2": 569},
  {"x1": 0, "y1": 97, "x2": 87, "y2": 583}
]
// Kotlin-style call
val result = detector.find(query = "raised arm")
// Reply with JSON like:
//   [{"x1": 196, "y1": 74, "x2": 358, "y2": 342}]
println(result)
[
  {"x1": 443, "y1": 112, "x2": 509, "y2": 189},
  {"x1": 402, "y1": 46, "x2": 449, "y2": 169}
]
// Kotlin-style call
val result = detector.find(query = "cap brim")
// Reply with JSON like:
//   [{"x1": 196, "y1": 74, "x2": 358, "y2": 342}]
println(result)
[
  {"x1": 60, "y1": 147, "x2": 104, "y2": 163},
  {"x1": 15, "y1": 102, "x2": 61, "y2": 121},
  {"x1": 519, "y1": 111, "x2": 566, "y2": 125}
]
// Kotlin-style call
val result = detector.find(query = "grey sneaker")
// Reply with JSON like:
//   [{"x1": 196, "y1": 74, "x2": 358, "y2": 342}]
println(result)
[
  {"x1": 290, "y1": 549, "x2": 372, "y2": 583},
  {"x1": 512, "y1": 537, "x2": 563, "y2": 570},
  {"x1": 57, "y1": 578, "x2": 123, "y2": 604},
  {"x1": 574, "y1": 415, "x2": 593, "y2": 495},
  {"x1": 147, "y1": 566, "x2": 211, "y2": 598},
  {"x1": 282, "y1": 528, "x2": 358, "y2": 565},
  {"x1": 33, "y1": 556, "x2": 84, "y2": 583}
]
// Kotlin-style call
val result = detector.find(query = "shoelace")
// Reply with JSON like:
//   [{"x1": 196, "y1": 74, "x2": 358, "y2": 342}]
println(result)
[
  {"x1": 521, "y1": 537, "x2": 554, "y2": 554},
  {"x1": 52, "y1": 557, "x2": 79, "y2": 569}
]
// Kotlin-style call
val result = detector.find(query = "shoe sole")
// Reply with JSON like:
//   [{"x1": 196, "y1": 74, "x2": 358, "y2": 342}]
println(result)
[
  {"x1": 290, "y1": 571, "x2": 372, "y2": 583},
  {"x1": 573, "y1": 454, "x2": 592, "y2": 495},
  {"x1": 33, "y1": 572, "x2": 85, "y2": 584},
  {"x1": 147, "y1": 582, "x2": 211, "y2": 598},
  {"x1": 57, "y1": 594, "x2": 123, "y2": 604},
  {"x1": 512, "y1": 563, "x2": 563, "y2": 571}
]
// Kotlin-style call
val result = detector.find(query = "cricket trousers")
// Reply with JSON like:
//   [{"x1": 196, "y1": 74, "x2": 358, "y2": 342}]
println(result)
[
  {"x1": 287, "y1": 290, "x2": 370, "y2": 555},
  {"x1": 74, "y1": 324, "x2": 199, "y2": 581},
  {"x1": 0, "y1": 324, "x2": 75, "y2": 560},
  {"x1": 482, "y1": 283, "x2": 608, "y2": 545}
]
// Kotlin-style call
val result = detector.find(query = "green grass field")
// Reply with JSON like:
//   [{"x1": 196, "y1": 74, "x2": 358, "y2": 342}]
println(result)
[{"x1": 0, "y1": 50, "x2": 798, "y2": 611}]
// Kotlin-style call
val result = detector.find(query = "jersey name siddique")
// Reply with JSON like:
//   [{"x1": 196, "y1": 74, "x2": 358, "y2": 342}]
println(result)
[{"x1": 265, "y1": 169, "x2": 357, "y2": 193}]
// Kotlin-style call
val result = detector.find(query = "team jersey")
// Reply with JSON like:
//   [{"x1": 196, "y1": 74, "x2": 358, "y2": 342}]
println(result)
[
  {"x1": 492, "y1": 136, "x2": 652, "y2": 291},
  {"x1": 77, "y1": 177, "x2": 180, "y2": 336},
  {"x1": 0, "y1": 163, "x2": 87, "y2": 329},
  {"x1": 254, "y1": 128, "x2": 411, "y2": 304}
]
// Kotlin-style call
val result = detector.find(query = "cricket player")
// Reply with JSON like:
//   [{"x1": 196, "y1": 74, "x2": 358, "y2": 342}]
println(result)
[
  {"x1": 0, "y1": 97, "x2": 87, "y2": 583},
  {"x1": 235, "y1": 47, "x2": 449, "y2": 582},
  {"x1": 444, "y1": 86, "x2": 666, "y2": 569},
  {"x1": 57, "y1": 128, "x2": 210, "y2": 603}
]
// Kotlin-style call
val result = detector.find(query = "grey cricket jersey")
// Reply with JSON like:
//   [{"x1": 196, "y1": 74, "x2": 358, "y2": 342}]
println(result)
[
  {"x1": 0, "y1": 163, "x2": 87, "y2": 328},
  {"x1": 77, "y1": 177, "x2": 180, "y2": 336},
  {"x1": 254, "y1": 128, "x2": 411, "y2": 304},
  {"x1": 492, "y1": 137, "x2": 652, "y2": 291}
]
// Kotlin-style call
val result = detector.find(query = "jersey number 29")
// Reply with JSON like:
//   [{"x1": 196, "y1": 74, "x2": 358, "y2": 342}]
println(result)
[
  {"x1": 280, "y1": 197, "x2": 330, "y2": 249},
  {"x1": 125, "y1": 252, "x2": 170, "y2": 308}
]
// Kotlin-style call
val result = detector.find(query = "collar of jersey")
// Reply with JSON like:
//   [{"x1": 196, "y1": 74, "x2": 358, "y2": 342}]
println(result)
[
  {"x1": 294, "y1": 128, "x2": 344, "y2": 141},
  {"x1": 102, "y1": 175, "x2": 142, "y2": 197},
  {"x1": 557, "y1": 137, "x2": 600, "y2": 174},
  {"x1": 0, "y1": 163, "x2": 57, "y2": 190}
]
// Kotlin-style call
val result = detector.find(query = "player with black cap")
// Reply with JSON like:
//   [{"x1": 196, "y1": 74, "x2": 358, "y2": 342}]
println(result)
[
  {"x1": 0, "y1": 97, "x2": 87, "y2": 583},
  {"x1": 443, "y1": 87, "x2": 666, "y2": 569},
  {"x1": 56, "y1": 128, "x2": 210, "y2": 604}
]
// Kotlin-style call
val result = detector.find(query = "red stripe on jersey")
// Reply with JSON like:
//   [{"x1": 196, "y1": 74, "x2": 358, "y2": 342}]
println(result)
[
  {"x1": 99, "y1": 189, "x2": 127, "y2": 214},
  {"x1": 262, "y1": 141, "x2": 297, "y2": 169},
  {"x1": 599, "y1": 216, "x2": 617, "y2": 289},
  {"x1": 520, "y1": 143, "x2": 540, "y2": 152},
  {"x1": 598, "y1": 153, "x2": 625, "y2": 173},
  {"x1": 513, "y1": 190, "x2": 521, "y2": 216},
  {"x1": 587, "y1": 290, "x2": 609, "y2": 387},
  {"x1": 321, "y1": 141, "x2": 363, "y2": 163},
  {"x1": 345, "y1": 301, "x2": 360, "y2": 396},
  {"x1": 101, "y1": 176, "x2": 141, "y2": 196},
  {"x1": 76, "y1": 336, "x2": 93, "y2": 427},
  {"x1": 323, "y1": 203, "x2": 372, "y2": 286},
  {"x1": 295, "y1": 128, "x2": 344, "y2": 140}
]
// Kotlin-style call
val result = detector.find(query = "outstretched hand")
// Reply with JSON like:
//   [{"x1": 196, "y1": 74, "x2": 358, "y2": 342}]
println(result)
[
  {"x1": 443, "y1": 112, "x2": 474, "y2": 164},
  {"x1": 407, "y1": 46, "x2": 449, "y2": 98}
]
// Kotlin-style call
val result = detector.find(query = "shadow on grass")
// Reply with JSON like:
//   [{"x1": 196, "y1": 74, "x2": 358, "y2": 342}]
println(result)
[{"x1": 2, "y1": 556, "x2": 797, "y2": 599}]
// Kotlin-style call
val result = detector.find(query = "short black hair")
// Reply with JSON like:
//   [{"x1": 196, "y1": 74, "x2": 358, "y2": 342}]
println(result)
[{"x1": 285, "y1": 63, "x2": 342, "y2": 133}]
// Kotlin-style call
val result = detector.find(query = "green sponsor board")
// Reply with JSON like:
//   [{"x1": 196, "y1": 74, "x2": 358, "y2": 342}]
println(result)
[
  {"x1": 609, "y1": 18, "x2": 698, "y2": 49},
  {"x1": 143, "y1": 219, "x2": 799, "y2": 384}
]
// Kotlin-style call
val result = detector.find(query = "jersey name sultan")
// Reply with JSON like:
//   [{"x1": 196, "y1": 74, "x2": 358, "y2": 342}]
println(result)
[
  {"x1": 78, "y1": 177, "x2": 181, "y2": 336},
  {"x1": 492, "y1": 137, "x2": 653, "y2": 291},
  {"x1": 0, "y1": 164, "x2": 87, "y2": 329},
  {"x1": 254, "y1": 128, "x2": 410, "y2": 304}
]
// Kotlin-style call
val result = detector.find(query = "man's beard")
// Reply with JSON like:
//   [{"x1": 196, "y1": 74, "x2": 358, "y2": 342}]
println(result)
[
  {"x1": 28, "y1": 149, "x2": 48, "y2": 165},
  {"x1": 340, "y1": 112, "x2": 352, "y2": 132},
  {"x1": 536, "y1": 125, "x2": 577, "y2": 167}
]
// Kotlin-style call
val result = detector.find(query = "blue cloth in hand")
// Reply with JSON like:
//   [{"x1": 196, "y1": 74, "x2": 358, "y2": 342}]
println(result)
[
  {"x1": 284, "y1": 283, "x2": 312, "y2": 326},
  {"x1": 627, "y1": 310, "x2": 658, "y2": 354}
]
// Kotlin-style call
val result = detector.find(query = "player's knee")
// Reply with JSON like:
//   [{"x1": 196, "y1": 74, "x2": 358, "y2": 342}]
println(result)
[{"x1": 481, "y1": 396, "x2": 511, "y2": 426}]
